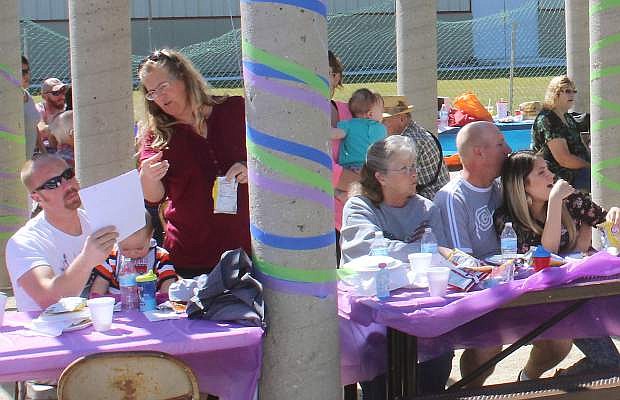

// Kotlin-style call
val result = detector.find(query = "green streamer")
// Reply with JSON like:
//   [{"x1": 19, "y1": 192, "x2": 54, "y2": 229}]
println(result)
[
  {"x1": 592, "y1": 157, "x2": 620, "y2": 192},
  {"x1": 0, "y1": 130, "x2": 25, "y2": 145},
  {"x1": 591, "y1": 65, "x2": 620, "y2": 81},
  {"x1": 0, "y1": 215, "x2": 23, "y2": 225},
  {"x1": 590, "y1": 0, "x2": 620, "y2": 16},
  {"x1": 242, "y1": 40, "x2": 329, "y2": 98},
  {"x1": 591, "y1": 32, "x2": 620, "y2": 53},
  {"x1": 253, "y1": 256, "x2": 339, "y2": 283},
  {"x1": 247, "y1": 139, "x2": 333, "y2": 194}
]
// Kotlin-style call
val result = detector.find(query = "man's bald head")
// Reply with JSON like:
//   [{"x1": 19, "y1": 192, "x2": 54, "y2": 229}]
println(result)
[
  {"x1": 21, "y1": 154, "x2": 68, "y2": 192},
  {"x1": 456, "y1": 121, "x2": 500, "y2": 164}
]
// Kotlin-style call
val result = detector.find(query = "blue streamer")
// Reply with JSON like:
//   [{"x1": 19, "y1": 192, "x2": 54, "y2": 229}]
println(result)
[
  {"x1": 242, "y1": 0, "x2": 327, "y2": 17},
  {"x1": 250, "y1": 224, "x2": 336, "y2": 250},
  {"x1": 247, "y1": 126, "x2": 332, "y2": 170},
  {"x1": 242, "y1": 61, "x2": 304, "y2": 84}
]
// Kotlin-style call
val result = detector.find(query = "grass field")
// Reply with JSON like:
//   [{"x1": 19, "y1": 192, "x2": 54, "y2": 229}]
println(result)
[{"x1": 36, "y1": 76, "x2": 555, "y2": 123}]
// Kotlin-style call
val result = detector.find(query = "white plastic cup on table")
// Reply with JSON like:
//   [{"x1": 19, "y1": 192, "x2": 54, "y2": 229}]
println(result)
[
  {"x1": 0, "y1": 292, "x2": 6, "y2": 326},
  {"x1": 408, "y1": 253, "x2": 432, "y2": 285},
  {"x1": 87, "y1": 297, "x2": 115, "y2": 332},
  {"x1": 427, "y1": 267, "x2": 450, "y2": 297}
]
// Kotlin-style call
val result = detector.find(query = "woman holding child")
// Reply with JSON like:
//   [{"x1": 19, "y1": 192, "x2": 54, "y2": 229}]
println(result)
[
  {"x1": 137, "y1": 49, "x2": 250, "y2": 277},
  {"x1": 340, "y1": 135, "x2": 453, "y2": 395},
  {"x1": 495, "y1": 150, "x2": 620, "y2": 378}
]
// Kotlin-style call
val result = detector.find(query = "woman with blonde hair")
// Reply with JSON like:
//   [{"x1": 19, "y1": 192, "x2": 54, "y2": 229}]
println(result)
[
  {"x1": 495, "y1": 150, "x2": 620, "y2": 379},
  {"x1": 532, "y1": 75, "x2": 590, "y2": 190},
  {"x1": 137, "y1": 49, "x2": 250, "y2": 277}
]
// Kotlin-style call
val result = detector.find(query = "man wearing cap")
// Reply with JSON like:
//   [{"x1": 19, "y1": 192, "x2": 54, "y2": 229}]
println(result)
[
  {"x1": 37, "y1": 77, "x2": 68, "y2": 152},
  {"x1": 382, "y1": 96, "x2": 450, "y2": 200}
]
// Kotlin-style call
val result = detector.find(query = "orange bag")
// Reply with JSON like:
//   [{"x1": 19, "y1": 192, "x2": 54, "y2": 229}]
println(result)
[{"x1": 452, "y1": 92, "x2": 493, "y2": 122}]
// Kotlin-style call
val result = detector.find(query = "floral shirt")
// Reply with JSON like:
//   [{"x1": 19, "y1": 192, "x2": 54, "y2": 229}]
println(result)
[
  {"x1": 532, "y1": 109, "x2": 590, "y2": 185},
  {"x1": 493, "y1": 192, "x2": 606, "y2": 254}
]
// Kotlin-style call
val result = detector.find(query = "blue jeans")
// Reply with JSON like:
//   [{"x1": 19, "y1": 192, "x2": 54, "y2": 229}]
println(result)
[
  {"x1": 360, "y1": 351, "x2": 454, "y2": 400},
  {"x1": 572, "y1": 167, "x2": 591, "y2": 192},
  {"x1": 573, "y1": 337, "x2": 620, "y2": 371}
]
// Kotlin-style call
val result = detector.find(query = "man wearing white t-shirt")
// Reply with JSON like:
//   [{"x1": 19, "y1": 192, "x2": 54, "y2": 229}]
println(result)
[
  {"x1": 435, "y1": 121, "x2": 574, "y2": 387},
  {"x1": 5, "y1": 154, "x2": 118, "y2": 312}
]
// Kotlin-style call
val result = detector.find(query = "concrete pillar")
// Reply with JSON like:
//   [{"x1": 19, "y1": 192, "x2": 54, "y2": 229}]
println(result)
[
  {"x1": 396, "y1": 0, "x2": 437, "y2": 132},
  {"x1": 0, "y1": 0, "x2": 27, "y2": 290},
  {"x1": 566, "y1": 0, "x2": 590, "y2": 112},
  {"x1": 590, "y1": 1, "x2": 620, "y2": 211},
  {"x1": 240, "y1": 1, "x2": 341, "y2": 399},
  {"x1": 68, "y1": 0, "x2": 135, "y2": 186}
]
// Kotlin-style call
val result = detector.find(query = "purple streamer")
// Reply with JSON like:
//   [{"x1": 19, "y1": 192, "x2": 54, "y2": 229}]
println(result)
[
  {"x1": 249, "y1": 169, "x2": 333, "y2": 210},
  {"x1": 0, "y1": 172, "x2": 17, "y2": 179},
  {"x1": 255, "y1": 268, "x2": 336, "y2": 298},
  {"x1": 0, "y1": 69, "x2": 20, "y2": 88},
  {"x1": 0, "y1": 205, "x2": 27, "y2": 216},
  {"x1": 243, "y1": 69, "x2": 330, "y2": 116}
]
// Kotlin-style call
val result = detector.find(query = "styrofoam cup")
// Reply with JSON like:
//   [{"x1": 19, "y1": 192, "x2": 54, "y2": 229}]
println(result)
[
  {"x1": 87, "y1": 297, "x2": 115, "y2": 332},
  {"x1": 408, "y1": 253, "x2": 432, "y2": 285},
  {"x1": 427, "y1": 267, "x2": 450, "y2": 297},
  {"x1": 0, "y1": 293, "x2": 6, "y2": 326}
]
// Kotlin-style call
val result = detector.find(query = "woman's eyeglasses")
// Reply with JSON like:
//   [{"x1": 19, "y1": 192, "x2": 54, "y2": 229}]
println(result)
[
  {"x1": 33, "y1": 168, "x2": 75, "y2": 192},
  {"x1": 561, "y1": 89, "x2": 578, "y2": 95},
  {"x1": 145, "y1": 81, "x2": 172, "y2": 101},
  {"x1": 386, "y1": 164, "x2": 416, "y2": 175}
]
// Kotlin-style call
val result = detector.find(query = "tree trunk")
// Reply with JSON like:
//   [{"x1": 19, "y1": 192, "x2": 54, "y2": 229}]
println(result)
[
  {"x1": 396, "y1": 0, "x2": 438, "y2": 133},
  {"x1": 566, "y1": 0, "x2": 590, "y2": 112},
  {"x1": 240, "y1": 1, "x2": 341, "y2": 399},
  {"x1": 590, "y1": 1, "x2": 620, "y2": 214},
  {"x1": 68, "y1": 0, "x2": 135, "y2": 187},
  {"x1": 0, "y1": 0, "x2": 27, "y2": 291}
]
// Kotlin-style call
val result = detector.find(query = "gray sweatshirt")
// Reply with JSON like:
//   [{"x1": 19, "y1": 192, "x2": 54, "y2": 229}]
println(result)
[{"x1": 340, "y1": 195, "x2": 447, "y2": 265}]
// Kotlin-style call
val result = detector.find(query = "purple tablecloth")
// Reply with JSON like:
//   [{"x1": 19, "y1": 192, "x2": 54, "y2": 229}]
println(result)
[
  {"x1": 339, "y1": 252, "x2": 620, "y2": 383},
  {"x1": 0, "y1": 311, "x2": 263, "y2": 400}
]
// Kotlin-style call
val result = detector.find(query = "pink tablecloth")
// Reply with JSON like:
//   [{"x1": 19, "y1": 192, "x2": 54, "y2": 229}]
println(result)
[
  {"x1": 0, "y1": 311, "x2": 263, "y2": 400},
  {"x1": 339, "y1": 252, "x2": 620, "y2": 384}
]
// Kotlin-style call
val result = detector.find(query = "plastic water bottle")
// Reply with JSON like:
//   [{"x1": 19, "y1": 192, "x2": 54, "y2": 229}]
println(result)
[
  {"x1": 118, "y1": 257, "x2": 139, "y2": 311},
  {"x1": 370, "y1": 231, "x2": 389, "y2": 256},
  {"x1": 375, "y1": 262, "x2": 390, "y2": 300},
  {"x1": 500, "y1": 222, "x2": 518, "y2": 259},
  {"x1": 420, "y1": 228, "x2": 438, "y2": 254},
  {"x1": 438, "y1": 104, "x2": 449, "y2": 131}
]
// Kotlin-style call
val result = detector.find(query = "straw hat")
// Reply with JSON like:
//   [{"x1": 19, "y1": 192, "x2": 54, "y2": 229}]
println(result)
[
  {"x1": 519, "y1": 101, "x2": 542, "y2": 120},
  {"x1": 382, "y1": 96, "x2": 414, "y2": 119}
]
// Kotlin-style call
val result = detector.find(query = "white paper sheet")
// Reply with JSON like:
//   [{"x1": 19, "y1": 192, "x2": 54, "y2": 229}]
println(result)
[{"x1": 79, "y1": 169, "x2": 146, "y2": 241}]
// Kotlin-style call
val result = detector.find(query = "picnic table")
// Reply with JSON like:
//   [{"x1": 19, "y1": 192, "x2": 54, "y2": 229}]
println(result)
[
  {"x1": 339, "y1": 252, "x2": 620, "y2": 399},
  {"x1": 0, "y1": 310, "x2": 263, "y2": 400}
]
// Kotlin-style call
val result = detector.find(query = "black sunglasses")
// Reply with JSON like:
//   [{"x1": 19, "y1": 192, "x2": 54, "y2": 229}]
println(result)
[
  {"x1": 22, "y1": 68, "x2": 30, "y2": 74},
  {"x1": 44, "y1": 88, "x2": 66, "y2": 96},
  {"x1": 33, "y1": 168, "x2": 75, "y2": 192}
]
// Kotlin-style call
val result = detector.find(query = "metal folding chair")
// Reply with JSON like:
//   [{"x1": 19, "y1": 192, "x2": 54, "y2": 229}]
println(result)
[{"x1": 57, "y1": 351, "x2": 200, "y2": 400}]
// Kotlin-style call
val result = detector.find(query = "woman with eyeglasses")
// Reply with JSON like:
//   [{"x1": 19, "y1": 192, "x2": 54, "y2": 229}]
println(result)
[
  {"x1": 532, "y1": 75, "x2": 590, "y2": 191},
  {"x1": 494, "y1": 150, "x2": 620, "y2": 379},
  {"x1": 340, "y1": 135, "x2": 453, "y2": 397},
  {"x1": 137, "y1": 49, "x2": 250, "y2": 278}
]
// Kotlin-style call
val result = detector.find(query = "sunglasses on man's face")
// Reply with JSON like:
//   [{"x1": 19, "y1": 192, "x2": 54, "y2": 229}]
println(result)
[
  {"x1": 45, "y1": 88, "x2": 66, "y2": 96},
  {"x1": 33, "y1": 168, "x2": 75, "y2": 192}
]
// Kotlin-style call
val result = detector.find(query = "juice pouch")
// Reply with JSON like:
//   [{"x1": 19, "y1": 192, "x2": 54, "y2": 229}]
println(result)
[
  {"x1": 598, "y1": 221, "x2": 620, "y2": 248},
  {"x1": 212, "y1": 176, "x2": 238, "y2": 214}
]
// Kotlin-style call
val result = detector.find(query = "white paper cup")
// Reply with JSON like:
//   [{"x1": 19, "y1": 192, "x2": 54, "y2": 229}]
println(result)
[
  {"x1": 408, "y1": 253, "x2": 432, "y2": 285},
  {"x1": 0, "y1": 292, "x2": 6, "y2": 326},
  {"x1": 87, "y1": 297, "x2": 115, "y2": 332},
  {"x1": 427, "y1": 267, "x2": 451, "y2": 297}
]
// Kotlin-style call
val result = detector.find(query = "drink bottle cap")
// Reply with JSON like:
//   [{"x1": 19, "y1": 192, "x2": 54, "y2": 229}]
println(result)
[{"x1": 136, "y1": 270, "x2": 157, "y2": 283}]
